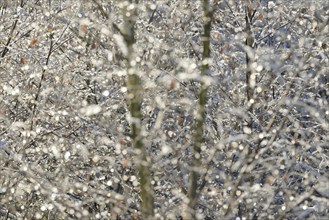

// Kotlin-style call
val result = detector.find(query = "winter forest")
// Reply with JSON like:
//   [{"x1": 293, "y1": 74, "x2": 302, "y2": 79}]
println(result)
[{"x1": 0, "y1": 0, "x2": 328, "y2": 219}]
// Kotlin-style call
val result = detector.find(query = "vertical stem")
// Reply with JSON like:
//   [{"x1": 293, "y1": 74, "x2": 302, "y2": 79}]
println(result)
[
  {"x1": 245, "y1": 1, "x2": 255, "y2": 130},
  {"x1": 120, "y1": 1, "x2": 154, "y2": 219},
  {"x1": 186, "y1": 0, "x2": 212, "y2": 218},
  {"x1": 245, "y1": 2, "x2": 254, "y2": 105},
  {"x1": 30, "y1": 33, "x2": 54, "y2": 130},
  {"x1": 1, "y1": 19, "x2": 18, "y2": 58}
]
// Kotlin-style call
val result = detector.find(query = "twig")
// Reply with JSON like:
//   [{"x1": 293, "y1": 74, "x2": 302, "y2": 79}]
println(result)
[
  {"x1": 30, "y1": 33, "x2": 54, "y2": 130},
  {"x1": 0, "y1": 206, "x2": 17, "y2": 219}
]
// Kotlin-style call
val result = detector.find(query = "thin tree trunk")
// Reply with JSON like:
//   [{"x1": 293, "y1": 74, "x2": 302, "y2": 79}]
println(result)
[
  {"x1": 245, "y1": 1, "x2": 255, "y2": 126},
  {"x1": 186, "y1": 0, "x2": 212, "y2": 218},
  {"x1": 119, "y1": 1, "x2": 154, "y2": 218},
  {"x1": 223, "y1": 2, "x2": 257, "y2": 217}
]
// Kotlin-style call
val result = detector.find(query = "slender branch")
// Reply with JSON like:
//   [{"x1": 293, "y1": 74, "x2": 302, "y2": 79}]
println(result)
[
  {"x1": 224, "y1": 0, "x2": 241, "y2": 27},
  {"x1": 30, "y1": 33, "x2": 54, "y2": 130},
  {"x1": 0, "y1": 0, "x2": 25, "y2": 59},
  {"x1": 119, "y1": 1, "x2": 154, "y2": 219},
  {"x1": 245, "y1": 2, "x2": 255, "y2": 105},
  {"x1": 92, "y1": 0, "x2": 109, "y2": 19},
  {"x1": 148, "y1": 5, "x2": 157, "y2": 24},
  {"x1": 186, "y1": 0, "x2": 212, "y2": 218},
  {"x1": 0, "y1": 206, "x2": 16, "y2": 219},
  {"x1": 223, "y1": 2, "x2": 257, "y2": 217},
  {"x1": 1, "y1": 19, "x2": 18, "y2": 59}
]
